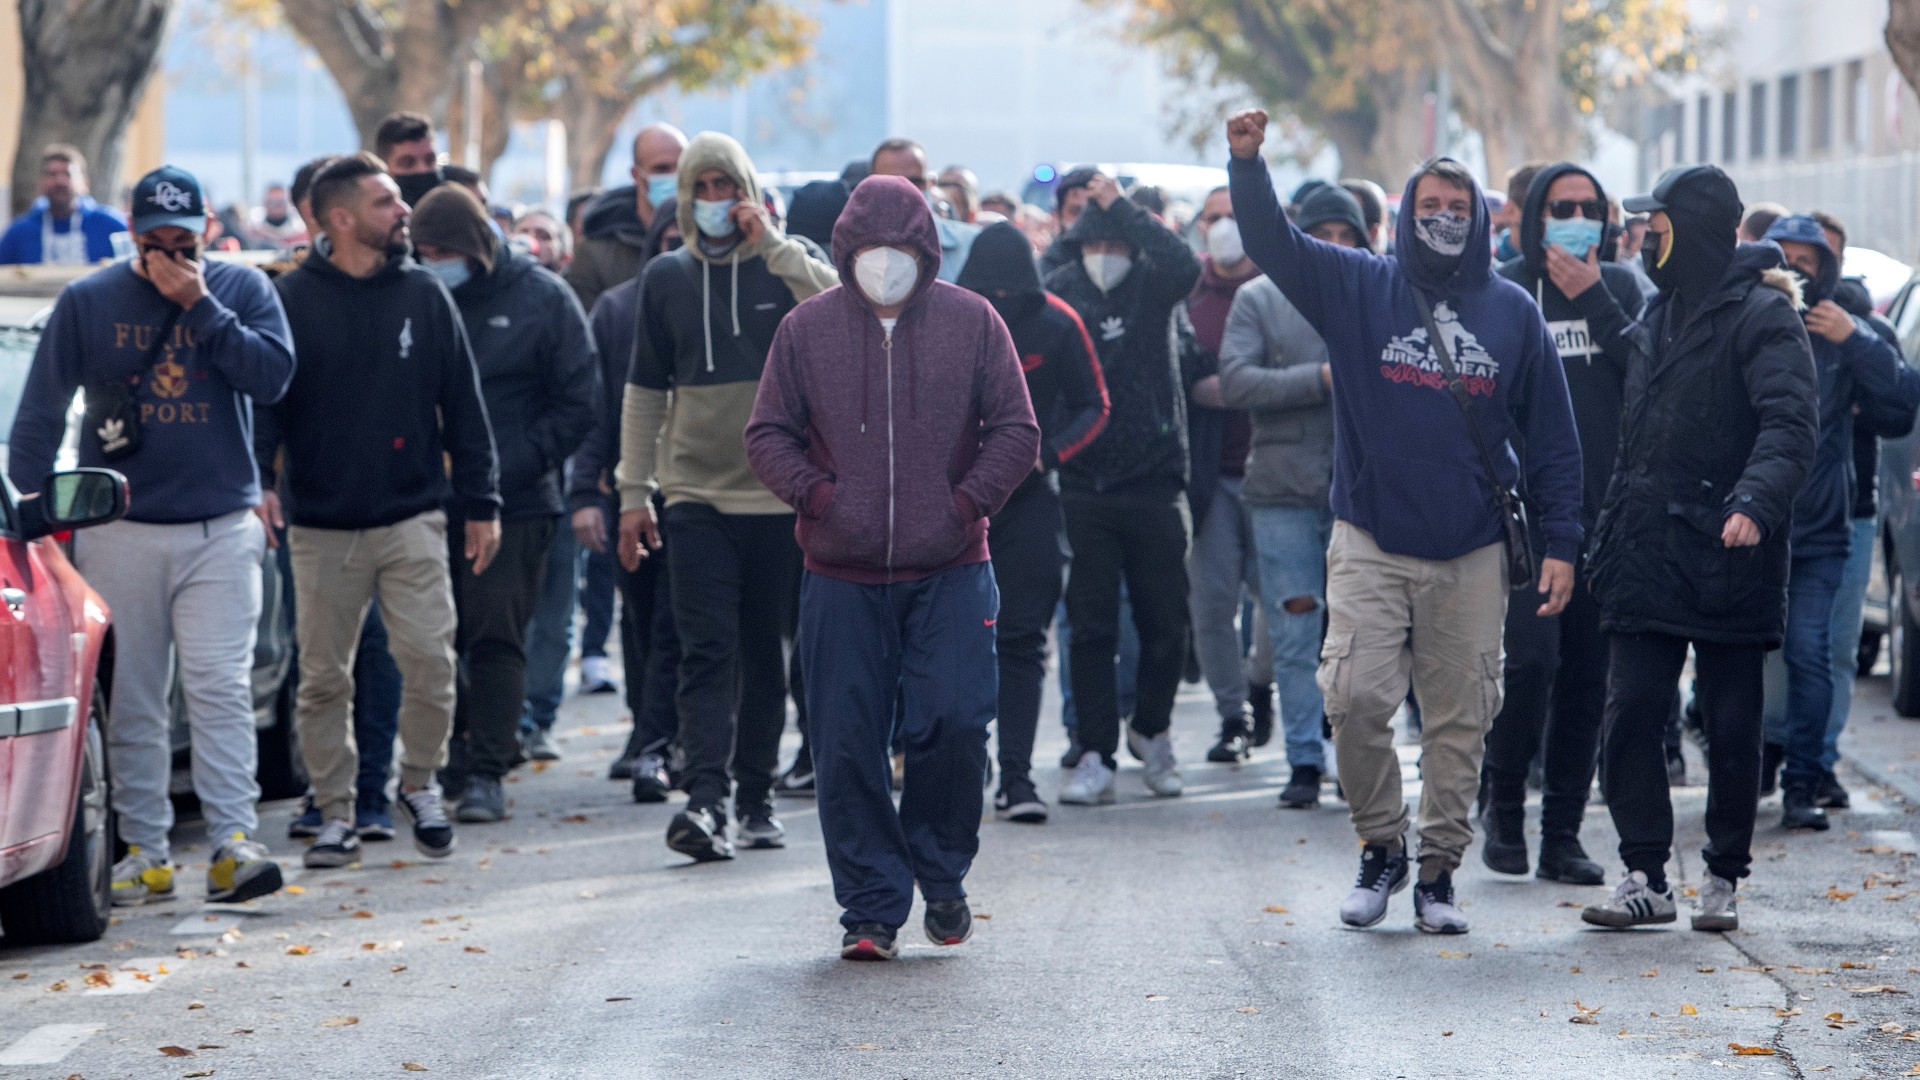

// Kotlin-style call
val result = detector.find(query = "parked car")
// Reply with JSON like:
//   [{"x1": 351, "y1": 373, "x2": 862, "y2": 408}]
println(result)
[
  {"x1": 0, "y1": 468, "x2": 132, "y2": 944},
  {"x1": 1866, "y1": 269, "x2": 1920, "y2": 714}
]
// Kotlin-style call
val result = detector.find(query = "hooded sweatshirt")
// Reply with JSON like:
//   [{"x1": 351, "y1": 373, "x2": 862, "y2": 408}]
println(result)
[
  {"x1": 564, "y1": 185, "x2": 649, "y2": 314},
  {"x1": 262, "y1": 246, "x2": 500, "y2": 528},
  {"x1": 1045, "y1": 195, "x2": 1205, "y2": 500},
  {"x1": 956, "y1": 221, "x2": 1110, "y2": 476},
  {"x1": 1496, "y1": 162, "x2": 1645, "y2": 534},
  {"x1": 615, "y1": 133, "x2": 839, "y2": 518},
  {"x1": 1761, "y1": 215, "x2": 1920, "y2": 560},
  {"x1": 1228, "y1": 154, "x2": 1584, "y2": 564},
  {"x1": 1834, "y1": 277, "x2": 1914, "y2": 520},
  {"x1": 744, "y1": 176, "x2": 1040, "y2": 584}
]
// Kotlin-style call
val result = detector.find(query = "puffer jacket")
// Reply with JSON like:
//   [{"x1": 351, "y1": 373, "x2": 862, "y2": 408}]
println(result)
[{"x1": 1589, "y1": 243, "x2": 1819, "y2": 646}]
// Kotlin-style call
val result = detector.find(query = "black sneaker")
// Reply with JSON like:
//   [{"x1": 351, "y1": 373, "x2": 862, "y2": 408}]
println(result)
[
  {"x1": 396, "y1": 785, "x2": 457, "y2": 858},
  {"x1": 1413, "y1": 870, "x2": 1470, "y2": 935},
  {"x1": 1339, "y1": 839, "x2": 1410, "y2": 928},
  {"x1": 302, "y1": 819, "x2": 362, "y2": 869},
  {"x1": 994, "y1": 776, "x2": 1048, "y2": 824},
  {"x1": 775, "y1": 757, "x2": 816, "y2": 797},
  {"x1": 667, "y1": 806, "x2": 735, "y2": 862},
  {"x1": 1536, "y1": 836, "x2": 1605, "y2": 885},
  {"x1": 1278, "y1": 765, "x2": 1322, "y2": 809},
  {"x1": 1816, "y1": 770, "x2": 1850, "y2": 809},
  {"x1": 737, "y1": 805, "x2": 786, "y2": 850},
  {"x1": 1248, "y1": 684, "x2": 1274, "y2": 748},
  {"x1": 923, "y1": 898, "x2": 974, "y2": 946},
  {"x1": 630, "y1": 752, "x2": 671, "y2": 804},
  {"x1": 1207, "y1": 718, "x2": 1252, "y2": 763},
  {"x1": 1760, "y1": 741, "x2": 1784, "y2": 797},
  {"x1": 608, "y1": 753, "x2": 637, "y2": 781},
  {"x1": 455, "y1": 775, "x2": 508, "y2": 823},
  {"x1": 841, "y1": 922, "x2": 898, "y2": 961},
  {"x1": 1781, "y1": 786, "x2": 1829, "y2": 831},
  {"x1": 1480, "y1": 808, "x2": 1528, "y2": 876}
]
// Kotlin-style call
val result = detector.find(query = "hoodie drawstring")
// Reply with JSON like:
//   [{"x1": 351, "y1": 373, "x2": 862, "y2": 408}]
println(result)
[
  {"x1": 730, "y1": 251, "x2": 741, "y2": 337},
  {"x1": 701, "y1": 259, "x2": 715, "y2": 373}
]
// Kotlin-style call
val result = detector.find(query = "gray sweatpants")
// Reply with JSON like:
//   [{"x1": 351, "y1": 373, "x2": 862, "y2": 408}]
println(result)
[
  {"x1": 1188, "y1": 478, "x2": 1273, "y2": 722},
  {"x1": 75, "y1": 510, "x2": 267, "y2": 859}
]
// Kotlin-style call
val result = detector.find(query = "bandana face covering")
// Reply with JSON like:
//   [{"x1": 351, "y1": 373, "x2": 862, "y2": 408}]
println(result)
[{"x1": 1414, "y1": 211, "x2": 1470, "y2": 257}]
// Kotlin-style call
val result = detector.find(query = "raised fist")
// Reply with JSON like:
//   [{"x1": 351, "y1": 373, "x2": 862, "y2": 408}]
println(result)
[{"x1": 1227, "y1": 109, "x2": 1269, "y2": 160}]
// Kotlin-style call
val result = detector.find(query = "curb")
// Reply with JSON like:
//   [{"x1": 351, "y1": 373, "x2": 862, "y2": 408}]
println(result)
[{"x1": 1843, "y1": 755, "x2": 1920, "y2": 811}]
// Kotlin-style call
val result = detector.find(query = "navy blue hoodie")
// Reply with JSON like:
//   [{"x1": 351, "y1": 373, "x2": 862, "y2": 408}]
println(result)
[{"x1": 1228, "y1": 156, "x2": 1584, "y2": 563}]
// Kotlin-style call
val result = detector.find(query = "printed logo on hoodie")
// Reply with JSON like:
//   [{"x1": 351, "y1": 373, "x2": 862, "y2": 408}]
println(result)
[
  {"x1": 1378, "y1": 301, "x2": 1500, "y2": 397},
  {"x1": 1099, "y1": 315, "x2": 1125, "y2": 342},
  {"x1": 1546, "y1": 318, "x2": 1598, "y2": 363},
  {"x1": 398, "y1": 317, "x2": 413, "y2": 359}
]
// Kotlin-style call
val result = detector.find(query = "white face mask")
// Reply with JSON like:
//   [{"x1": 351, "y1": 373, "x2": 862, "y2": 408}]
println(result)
[
  {"x1": 1083, "y1": 251, "x2": 1133, "y2": 293},
  {"x1": 854, "y1": 246, "x2": 919, "y2": 308},
  {"x1": 1206, "y1": 218, "x2": 1245, "y2": 266}
]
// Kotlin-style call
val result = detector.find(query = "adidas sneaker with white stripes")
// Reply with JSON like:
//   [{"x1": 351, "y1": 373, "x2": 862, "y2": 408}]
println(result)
[{"x1": 1580, "y1": 869, "x2": 1677, "y2": 928}]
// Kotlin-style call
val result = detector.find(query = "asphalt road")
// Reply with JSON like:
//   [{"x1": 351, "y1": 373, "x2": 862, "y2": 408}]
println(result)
[{"x1": 3, "y1": 663, "x2": 1918, "y2": 1079}]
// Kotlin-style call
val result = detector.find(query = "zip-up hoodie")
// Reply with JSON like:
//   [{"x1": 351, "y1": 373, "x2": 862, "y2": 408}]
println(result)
[
  {"x1": 744, "y1": 175, "x2": 1040, "y2": 584},
  {"x1": 616, "y1": 133, "x2": 838, "y2": 517},
  {"x1": 955, "y1": 221, "x2": 1109, "y2": 473},
  {"x1": 1229, "y1": 154, "x2": 1584, "y2": 563},
  {"x1": 262, "y1": 246, "x2": 500, "y2": 528},
  {"x1": 1496, "y1": 162, "x2": 1645, "y2": 536}
]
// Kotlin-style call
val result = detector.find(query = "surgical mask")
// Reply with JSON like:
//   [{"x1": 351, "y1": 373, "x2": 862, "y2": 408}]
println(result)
[
  {"x1": 1543, "y1": 218, "x2": 1602, "y2": 260},
  {"x1": 1206, "y1": 219, "x2": 1245, "y2": 267},
  {"x1": 645, "y1": 174, "x2": 677, "y2": 208},
  {"x1": 395, "y1": 169, "x2": 444, "y2": 208},
  {"x1": 1414, "y1": 211, "x2": 1471, "y2": 257},
  {"x1": 422, "y1": 255, "x2": 470, "y2": 290},
  {"x1": 692, "y1": 198, "x2": 738, "y2": 239},
  {"x1": 1083, "y1": 251, "x2": 1133, "y2": 293},
  {"x1": 854, "y1": 246, "x2": 919, "y2": 308}
]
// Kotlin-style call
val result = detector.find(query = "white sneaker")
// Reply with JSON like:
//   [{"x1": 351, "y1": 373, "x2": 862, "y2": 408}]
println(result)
[
  {"x1": 1058, "y1": 752, "x2": 1116, "y2": 805},
  {"x1": 578, "y1": 656, "x2": 618, "y2": 695},
  {"x1": 1580, "y1": 870, "x2": 1677, "y2": 928},
  {"x1": 1140, "y1": 731, "x2": 1182, "y2": 797},
  {"x1": 1692, "y1": 874, "x2": 1738, "y2": 932}
]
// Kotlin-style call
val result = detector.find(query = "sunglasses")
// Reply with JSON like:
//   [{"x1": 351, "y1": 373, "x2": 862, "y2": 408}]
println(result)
[
  {"x1": 1547, "y1": 199, "x2": 1607, "y2": 221},
  {"x1": 140, "y1": 244, "x2": 199, "y2": 260}
]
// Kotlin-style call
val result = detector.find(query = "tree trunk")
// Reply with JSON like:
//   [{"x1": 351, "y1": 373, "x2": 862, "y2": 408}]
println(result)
[
  {"x1": 12, "y1": 0, "x2": 174, "y2": 214},
  {"x1": 562, "y1": 84, "x2": 627, "y2": 195},
  {"x1": 1324, "y1": 69, "x2": 1431, "y2": 186},
  {"x1": 1437, "y1": 0, "x2": 1579, "y2": 185},
  {"x1": 1888, "y1": 0, "x2": 1920, "y2": 104}
]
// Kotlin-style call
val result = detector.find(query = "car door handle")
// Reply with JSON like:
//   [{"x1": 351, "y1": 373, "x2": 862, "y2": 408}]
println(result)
[{"x1": 2, "y1": 588, "x2": 25, "y2": 615}]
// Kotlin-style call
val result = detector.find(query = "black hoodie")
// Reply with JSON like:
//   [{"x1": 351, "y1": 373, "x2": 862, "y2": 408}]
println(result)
[
  {"x1": 1497, "y1": 162, "x2": 1646, "y2": 534},
  {"x1": 957, "y1": 222, "x2": 1110, "y2": 474},
  {"x1": 264, "y1": 248, "x2": 501, "y2": 528}
]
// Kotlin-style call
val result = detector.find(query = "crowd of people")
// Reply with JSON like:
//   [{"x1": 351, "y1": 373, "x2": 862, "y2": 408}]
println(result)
[{"x1": 7, "y1": 100, "x2": 1915, "y2": 961}]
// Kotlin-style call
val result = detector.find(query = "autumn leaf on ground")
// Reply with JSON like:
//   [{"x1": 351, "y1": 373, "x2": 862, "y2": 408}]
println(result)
[
  {"x1": 159, "y1": 1046, "x2": 196, "y2": 1056},
  {"x1": 1641, "y1": 968, "x2": 1658, "y2": 978},
  {"x1": 1570, "y1": 1000, "x2": 1603, "y2": 1024},
  {"x1": 1777, "y1": 1006, "x2": 1803, "y2": 1018},
  {"x1": 320, "y1": 1016, "x2": 360, "y2": 1028},
  {"x1": 1697, "y1": 966, "x2": 1716, "y2": 974},
  {"x1": 1827, "y1": 886, "x2": 1858, "y2": 901},
  {"x1": 351, "y1": 911, "x2": 375, "y2": 920},
  {"x1": 1236, "y1": 1006, "x2": 1259, "y2": 1014},
  {"x1": 463, "y1": 946, "x2": 487, "y2": 954},
  {"x1": 1261, "y1": 905, "x2": 1289, "y2": 914},
  {"x1": 1145, "y1": 994, "x2": 1169, "y2": 1001},
  {"x1": 8, "y1": 972, "x2": 26, "y2": 980},
  {"x1": 82, "y1": 971, "x2": 112, "y2": 988},
  {"x1": 1881, "y1": 1022, "x2": 1908, "y2": 1034},
  {"x1": 1841, "y1": 961, "x2": 1877, "y2": 970},
  {"x1": 390, "y1": 965, "x2": 408, "y2": 973},
  {"x1": 284, "y1": 885, "x2": 305, "y2": 894},
  {"x1": 1438, "y1": 950, "x2": 1470, "y2": 959},
  {"x1": 403, "y1": 1065, "x2": 429, "y2": 1073},
  {"x1": 285, "y1": 945, "x2": 312, "y2": 956},
  {"x1": 1680, "y1": 1004, "x2": 1698, "y2": 1016},
  {"x1": 188, "y1": 1001, "x2": 205, "y2": 1010},
  {"x1": 1847, "y1": 985, "x2": 1908, "y2": 994},
  {"x1": 184, "y1": 1070, "x2": 215, "y2": 1078},
  {"x1": 1901, "y1": 1064, "x2": 1920, "y2": 1077},
  {"x1": 852, "y1": 1043, "x2": 881, "y2": 1051},
  {"x1": 1728, "y1": 1044, "x2": 1776, "y2": 1056}
]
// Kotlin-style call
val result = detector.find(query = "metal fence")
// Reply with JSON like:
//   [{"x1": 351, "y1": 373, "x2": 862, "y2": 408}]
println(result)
[{"x1": 1725, "y1": 153, "x2": 1920, "y2": 263}]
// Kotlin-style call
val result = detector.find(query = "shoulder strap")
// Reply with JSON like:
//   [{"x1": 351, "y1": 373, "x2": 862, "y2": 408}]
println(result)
[{"x1": 1408, "y1": 284, "x2": 1515, "y2": 513}]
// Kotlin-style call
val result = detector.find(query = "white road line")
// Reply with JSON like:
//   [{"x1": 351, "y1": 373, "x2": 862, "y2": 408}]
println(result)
[
  {"x1": 82, "y1": 957, "x2": 175, "y2": 996},
  {"x1": 0, "y1": 1023, "x2": 105, "y2": 1065}
]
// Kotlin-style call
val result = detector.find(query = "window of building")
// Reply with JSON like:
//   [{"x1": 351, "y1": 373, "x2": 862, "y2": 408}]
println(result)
[
  {"x1": 1750, "y1": 80, "x2": 1768, "y2": 159},
  {"x1": 1778, "y1": 73, "x2": 1799, "y2": 157},
  {"x1": 1846, "y1": 58, "x2": 1867, "y2": 149},
  {"x1": 1722, "y1": 90, "x2": 1738, "y2": 161},
  {"x1": 1811, "y1": 67, "x2": 1833, "y2": 152},
  {"x1": 1697, "y1": 93, "x2": 1712, "y2": 161}
]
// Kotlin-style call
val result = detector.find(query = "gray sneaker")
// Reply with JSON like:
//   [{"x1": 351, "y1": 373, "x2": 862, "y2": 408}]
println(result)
[
  {"x1": 456, "y1": 775, "x2": 508, "y2": 823},
  {"x1": 521, "y1": 727, "x2": 561, "y2": 762},
  {"x1": 1413, "y1": 869, "x2": 1469, "y2": 935},
  {"x1": 1581, "y1": 870, "x2": 1677, "y2": 928},
  {"x1": 1692, "y1": 874, "x2": 1738, "y2": 932},
  {"x1": 1059, "y1": 752, "x2": 1116, "y2": 805},
  {"x1": 1139, "y1": 731, "x2": 1182, "y2": 797},
  {"x1": 303, "y1": 819, "x2": 362, "y2": 869},
  {"x1": 737, "y1": 806, "x2": 786, "y2": 849},
  {"x1": 1339, "y1": 839, "x2": 1409, "y2": 928},
  {"x1": 207, "y1": 833, "x2": 284, "y2": 904}
]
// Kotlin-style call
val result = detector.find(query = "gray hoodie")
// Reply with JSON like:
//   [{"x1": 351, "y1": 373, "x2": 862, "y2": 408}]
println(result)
[{"x1": 1217, "y1": 276, "x2": 1334, "y2": 509}]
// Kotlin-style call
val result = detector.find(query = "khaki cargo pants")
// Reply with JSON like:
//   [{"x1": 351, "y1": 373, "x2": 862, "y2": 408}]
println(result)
[
  {"x1": 1319, "y1": 521, "x2": 1508, "y2": 871},
  {"x1": 290, "y1": 510, "x2": 460, "y2": 824}
]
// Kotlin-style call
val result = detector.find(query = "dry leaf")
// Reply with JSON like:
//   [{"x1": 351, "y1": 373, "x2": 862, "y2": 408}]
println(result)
[
  {"x1": 852, "y1": 1043, "x2": 881, "y2": 1051},
  {"x1": 973, "y1": 913, "x2": 991, "y2": 920},
  {"x1": 1901, "y1": 1065, "x2": 1920, "y2": 1077},
  {"x1": 1236, "y1": 1006, "x2": 1259, "y2": 1014},
  {"x1": 1438, "y1": 950, "x2": 1471, "y2": 959},
  {"x1": 1842, "y1": 961, "x2": 1877, "y2": 970},
  {"x1": 285, "y1": 945, "x2": 312, "y2": 956},
  {"x1": 188, "y1": 1001, "x2": 205, "y2": 1010},
  {"x1": 1881, "y1": 1022, "x2": 1908, "y2": 1034},
  {"x1": 9, "y1": 972, "x2": 26, "y2": 980},
  {"x1": 159, "y1": 1046, "x2": 196, "y2": 1057},
  {"x1": 184, "y1": 1071, "x2": 214, "y2": 1078},
  {"x1": 1641, "y1": 968, "x2": 1658, "y2": 978},
  {"x1": 1728, "y1": 1044, "x2": 1776, "y2": 1056},
  {"x1": 1697, "y1": 966, "x2": 1716, "y2": 973},
  {"x1": 563, "y1": 814, "x2": 589, "y2": 824},
  {"x1": 1827, "y1": 886, "x2": 1858, "y2": 901},
  {"x1": 390, "y1": 965, "x2": 408, "y2": 973},
  {"x1": 1570, "y1": 999, "x2": 1603, "y2": 1024},
  {"x1": 1824, "y1": 1012, "x2": 1849, "y2": 1023},
  {"x1": 320, "y1": 1017, "x2": 360, "y2": 1028},
  {"x1": 82, "y1": 971, "x2": 112, "y2": 988},
  {"x1": 352, "y1": 911, "x2": 375, "y2": 920},
  {"x1": 1730, "y1": 964, "x2": 1774, "y2": 973},
  {"x1": 1570, "y1": 1014, "x2": 1598, "y2": 1025},
  {"x1": 403, "y1": 1065, "x2": 429, "y2": 1073},
  {"x1": 284, "y1": 885, "x2": 305, "y2": 894},
  {"x1": 1145, "y1": 994, "x2": 1169, "y2": 1001},
  {"x1": 45, "y1": 979, "x2": 67, "y2": 992},
  {"x1": 463, "y1": 946, "x2": 487, "y2": 954},
  {"x1": 1848, "y1": 985, "x2": 1908, "y2": 994},
  {"x1": 1776, "y1": 1006, "x2": 1803, "y2": 1018},
  {"x1": 1680, "y1": 1004, "x2": 1699, "y2": 1016},
  {"x1": 605, "y1": 996, "x2": 632, "y2": 1002},
  {"x1": 1261, "y1": 905, "x2": 1289, "y2": 914}
]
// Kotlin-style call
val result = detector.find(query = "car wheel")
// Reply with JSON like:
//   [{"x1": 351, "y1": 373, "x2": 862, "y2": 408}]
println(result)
[
  {"x1": 0, "y1": 682, "x2": 114, "y2": 945},
  {"x1": 255, "y1": 673, "x2": 306, "y2": 801},
  {"x1": 1891, "y1": 564, "x2": 1920, "y2": 717}
]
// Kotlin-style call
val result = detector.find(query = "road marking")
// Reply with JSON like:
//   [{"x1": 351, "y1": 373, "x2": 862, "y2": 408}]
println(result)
[
  {"x1": 83, "y1": 957, "x2": 174, "y2": 995},
  {"x1": 169, "y1": 867, "x2": 304, "y2": 933},
  {"x1": 0, "y1": 1023, "x2": 104, "y2": 1064}
]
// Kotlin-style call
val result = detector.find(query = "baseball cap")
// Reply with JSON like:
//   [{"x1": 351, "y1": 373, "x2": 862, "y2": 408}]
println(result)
[
  {"x1": 1622, "y1": 163, "x2": 1742, "y2": 220},
  {"x1": 130, "y1": 165, "x2": 208, "y2": 235}
]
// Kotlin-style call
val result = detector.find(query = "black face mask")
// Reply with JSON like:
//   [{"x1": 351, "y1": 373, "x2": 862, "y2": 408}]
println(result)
[
  {"x1": 1642, "y1": 230, "x2": 1680, "y2": 292},
  {"x1": 1415, "y1": 244, "x2": 1460, "y2": 286},
  {"x1": 395, "y1": 169, "x2": 445, "y2": 208}
]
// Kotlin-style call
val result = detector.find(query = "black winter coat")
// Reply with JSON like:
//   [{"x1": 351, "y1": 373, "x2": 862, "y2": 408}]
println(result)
[{"x1": 1589, "y1": 244, "x2": 1819, "y2": 647}]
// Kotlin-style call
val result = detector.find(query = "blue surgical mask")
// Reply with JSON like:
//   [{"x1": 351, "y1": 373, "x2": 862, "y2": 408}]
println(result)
[
  {"x1": 423, "y1": 255, "x2": 471, "y2": 290},
  {"x1": 646, "y1": 173, "x2": 677, "y2": 208},
  {"x1": 692, "y1": 198, "x2": 739, "y2": 239},
  {"x1": 1543, "y1": 217, "x2": 1603, "y2": 260}
]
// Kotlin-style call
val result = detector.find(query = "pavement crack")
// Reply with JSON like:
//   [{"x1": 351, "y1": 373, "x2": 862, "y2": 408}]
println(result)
[{"x1": 1716, "y1": 932, "x2": 1807, "y2": 1080}]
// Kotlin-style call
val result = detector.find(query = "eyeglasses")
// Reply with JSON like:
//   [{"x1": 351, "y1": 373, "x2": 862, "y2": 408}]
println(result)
[{"x1": 1547, "y1": 199, "x2": 1607, "y2": 221}]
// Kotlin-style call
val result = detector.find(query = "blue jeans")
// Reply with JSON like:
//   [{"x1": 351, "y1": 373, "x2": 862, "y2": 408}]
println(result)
[
  {"x1": 521, "y1": 525, "x2": 579, "y2": 734},
  {"x1": 578, "y1": 496, "x2": 618, "y2": 659},
  {"x1": 1056, "y1": 590, "x2": 1138, "y2": 739},
  {"x1": 1250, "y1": 505, "x2": 1333, "y2": 770},
  {"x1": 1780, "y1": 551, "x2": 1848, "y2": 792},
  {"x1": 1826, "y1": 517, "x2": 1877, "y2": 770},
  {"x1": 352, "y1": 604, "x2": 402, "y2": 814}
]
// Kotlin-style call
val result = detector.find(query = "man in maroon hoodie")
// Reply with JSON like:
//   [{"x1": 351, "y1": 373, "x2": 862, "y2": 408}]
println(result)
[{"x1": 746, "y1": 176, "x2": 1040, "y2": 961}]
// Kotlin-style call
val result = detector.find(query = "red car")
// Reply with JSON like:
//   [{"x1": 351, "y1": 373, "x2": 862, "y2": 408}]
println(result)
[{"x1": 0, "y1": 468, "x2": 131, "y2": 945}]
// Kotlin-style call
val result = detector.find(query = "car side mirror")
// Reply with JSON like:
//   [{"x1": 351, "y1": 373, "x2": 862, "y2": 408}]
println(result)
[{"x1": 20, "y1": 468, "x2": 129, "y2": 541}]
